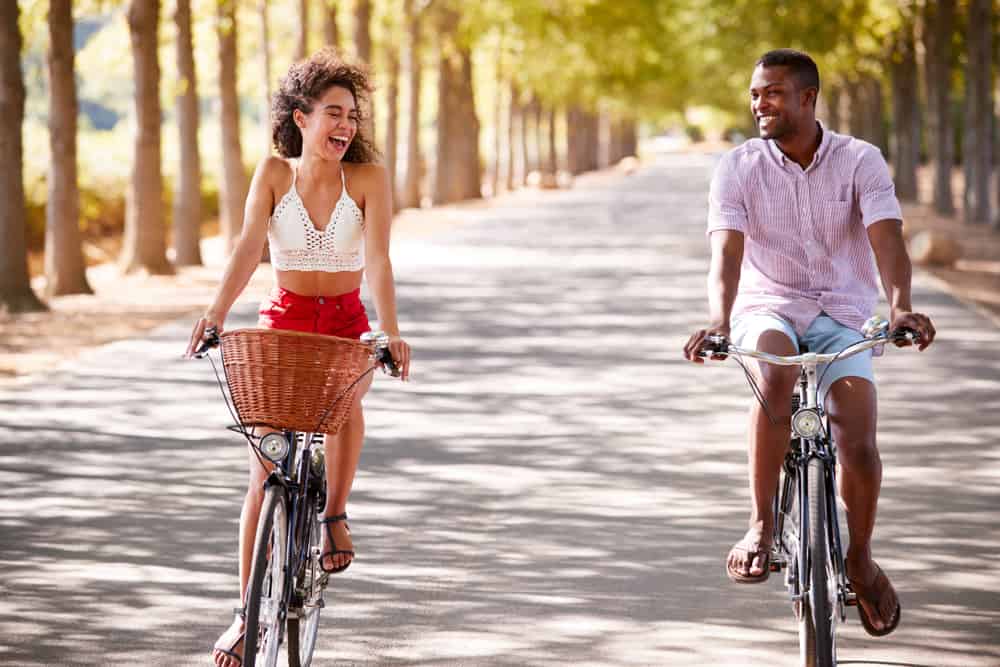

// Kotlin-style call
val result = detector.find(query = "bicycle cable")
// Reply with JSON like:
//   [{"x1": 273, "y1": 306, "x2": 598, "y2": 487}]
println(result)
[{"x1": 731, "y1": 352, "x2": 778, "y2": 425}]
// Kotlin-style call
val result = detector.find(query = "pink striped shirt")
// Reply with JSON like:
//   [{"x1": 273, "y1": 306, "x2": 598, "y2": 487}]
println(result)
[{"x1": 707, "y1": 124, "x2": 903, "y2": 336}]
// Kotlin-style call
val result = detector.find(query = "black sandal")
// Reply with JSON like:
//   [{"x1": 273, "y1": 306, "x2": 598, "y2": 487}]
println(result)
[
  {"x1": 212, "y1": 606, "x2": 246, "y2": 666},
  {"x1": 319, "y1": 513, "x2": 355, "y2": 574}
]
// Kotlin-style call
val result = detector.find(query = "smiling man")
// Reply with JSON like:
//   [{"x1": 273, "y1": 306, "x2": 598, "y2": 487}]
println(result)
[{"x1": 682, "y1": 49, "x2": 936, "y2": 637}]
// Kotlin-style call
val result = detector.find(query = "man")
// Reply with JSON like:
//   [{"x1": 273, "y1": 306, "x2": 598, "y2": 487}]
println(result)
[{"x1": 682, "y1": 49, "x2": 935, "y2": 637}]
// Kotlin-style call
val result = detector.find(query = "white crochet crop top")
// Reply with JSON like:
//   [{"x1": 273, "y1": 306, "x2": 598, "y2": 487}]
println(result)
[{"x1": 267, "y1": 165, "x2": 364, "y2": 272}]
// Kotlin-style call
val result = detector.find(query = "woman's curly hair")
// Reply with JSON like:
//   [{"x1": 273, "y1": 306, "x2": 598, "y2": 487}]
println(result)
[{"x1": 271, "y1": 48, "x2": 379, "y2": 163}]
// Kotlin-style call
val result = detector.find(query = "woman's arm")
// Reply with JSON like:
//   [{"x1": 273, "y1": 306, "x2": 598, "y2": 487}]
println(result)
[
  {"x1": 185, "y1": 157, "x2": 282, "y2": 357},
  {"x1": 360, "y1": 163, "x2": 411, "y2": 379}
]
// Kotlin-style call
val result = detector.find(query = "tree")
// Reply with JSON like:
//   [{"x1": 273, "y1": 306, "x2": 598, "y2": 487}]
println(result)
[
  {"x1": 889, "y1": 13, "x2": 919, "y2": 202},
  {"x1": 324, "y1": 0, "x2": 340, "y2": 48},
  {"x1": 173, "y1": 0, "x2": 202, "y2": 266},
  {"x1": 401, "y1": 0, "x2": 423, "y2": 208},
  {"x1": 0, "y1": 0, "x2": 45, "y2": 313},
  {"x1": 218, "y1": 0, "x2": 248, "y2": 253},
  {"x1": 506, "y1": 81, "x2": 518, "y2": 190},
  {"x1": 45, "y1": 0, "x2": 92, "y2": 295},
  {"x1": 385, "y1": 41, "x2": 400, "y2": 211},
  {"x1": 259, "y1": 0, "x2": 273, "y2": 151},
  {"x1": 962, "y1": 0, "x2": 992, "y2": 225},
  {"x1": 922, "y1": 0, "x2": 956, "y2": 216},
  {"x1": 353, "y1": 0, "x2": 372, "y2": 63},
  {"x1": 295, "y1": 0, "x2": 309, "y2": 60},
  {"x1": 121, "y1": 0, "x2": 171, "y2": 275}
]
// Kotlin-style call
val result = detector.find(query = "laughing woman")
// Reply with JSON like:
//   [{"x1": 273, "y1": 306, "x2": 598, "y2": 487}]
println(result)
[{"x1": 185, "y1": 49, "x2": 411, "y2": 667}]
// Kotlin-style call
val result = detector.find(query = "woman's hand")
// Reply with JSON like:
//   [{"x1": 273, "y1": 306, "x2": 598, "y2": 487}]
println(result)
[
  {"x1": 185, "y1": 314, "x2": 224, "y2": 358},
  {"x1": 387, "y1": 334, "x2": 411, "y2": 381}
]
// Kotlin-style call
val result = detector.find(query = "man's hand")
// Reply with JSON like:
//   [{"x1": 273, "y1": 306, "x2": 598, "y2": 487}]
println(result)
[
  {"x1": 890, "y1": 310, "x2": 935, "y2": 351},
  {"x1": 684, "y1": 324, "x2": 731, "y2": 363}
]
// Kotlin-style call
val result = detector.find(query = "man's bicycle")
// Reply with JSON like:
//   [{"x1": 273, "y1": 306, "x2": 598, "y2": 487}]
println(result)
[
  {"x1": 195, "y1": 327, "x2": 398, "y2": 667},
  {"x1": 700, "y1": 317, "x2": 919, "y2": 667}
]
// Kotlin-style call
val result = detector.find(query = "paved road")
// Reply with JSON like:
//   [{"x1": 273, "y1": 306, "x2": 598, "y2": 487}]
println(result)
[{"x1": 2, "y1": 154, "x2": 999, "y2": 666}]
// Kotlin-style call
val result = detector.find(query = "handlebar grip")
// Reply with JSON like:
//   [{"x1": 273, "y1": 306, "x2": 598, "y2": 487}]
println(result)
[
  {"x1": 193, "y1": 326, "x2": 220, "y2": 358},
  {"x1": 699, "y1": 334, "x2": 730, "y2": 358},
  {"x1": 891, "y1": 327, "x2": 921, "y2": 343},
  {"x1": 377, "y1": 347, "x2": 401, "y2": 377}
]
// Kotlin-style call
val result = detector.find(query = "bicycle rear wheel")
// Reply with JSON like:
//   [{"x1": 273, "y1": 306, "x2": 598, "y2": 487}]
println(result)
[
  {"x1": 287, "y1": 508, "x2": 324, "y2": 666},
  {"x1": 244, "y1": 486, "x2": 289, "y2": 667},
  {"x1": 801, "y1": 457, "x2": 836, "y2": 667}
]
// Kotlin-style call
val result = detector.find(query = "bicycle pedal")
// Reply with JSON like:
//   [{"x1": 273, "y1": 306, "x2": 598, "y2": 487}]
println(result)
[
  {"x1": 845, "y1": 593, "x2": 858, "y2": 607},
  {"x1": 769, "y1": 560, "x2": 783, "y2": 572}
]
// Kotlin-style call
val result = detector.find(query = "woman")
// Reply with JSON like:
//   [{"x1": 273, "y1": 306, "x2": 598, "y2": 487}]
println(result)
[{"x1": 185, "y1": 49, "x2": 411, "y2": 667}]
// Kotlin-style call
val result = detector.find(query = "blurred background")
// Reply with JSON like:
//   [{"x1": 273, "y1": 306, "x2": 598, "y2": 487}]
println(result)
[{"x1": 0, "y1": 0, "x2": 998, "y2": 313}]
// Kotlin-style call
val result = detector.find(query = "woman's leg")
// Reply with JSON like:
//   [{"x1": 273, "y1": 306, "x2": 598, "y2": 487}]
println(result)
[
  {"x1": 321, "y1": 373, "x2": 373, "y2": 571},
  {"x1": 213, "y1": 437, "x2": 275, "y2": 667}
]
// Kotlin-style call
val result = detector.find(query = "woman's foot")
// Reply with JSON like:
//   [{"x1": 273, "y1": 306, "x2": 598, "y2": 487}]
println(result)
[
  {"x1": 726, "y1": 526, "x2": 772, "y2": 583},
  {"x1": 320, "y1": 513, "x2": 355, "y2": 573},
  {"x1": 212, "y1": 612, "x2": 245, "y2": 667},
  {"x1": 846, "y1": 557, "x2": 901, "y2": 636}
]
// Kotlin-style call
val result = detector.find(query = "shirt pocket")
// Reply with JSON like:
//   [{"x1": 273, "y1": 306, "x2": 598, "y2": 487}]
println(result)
[{"x1": 815, "y1": 201, "x2": 855, "y2": 250}]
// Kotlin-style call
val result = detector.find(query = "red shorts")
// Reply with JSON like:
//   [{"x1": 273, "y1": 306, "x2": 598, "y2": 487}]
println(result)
[{"x1": 258, "y1": 287, "x2": 372, "y2": 339}]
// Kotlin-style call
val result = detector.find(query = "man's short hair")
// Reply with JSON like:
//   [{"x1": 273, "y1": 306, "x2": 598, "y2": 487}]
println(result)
[{"x1": 755, "y1": 49, "x2": 820, "y2": 94}]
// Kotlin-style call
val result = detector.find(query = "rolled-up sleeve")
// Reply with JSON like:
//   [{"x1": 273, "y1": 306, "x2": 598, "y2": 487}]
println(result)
[
  {"x1": 707, "y1": 150, "x2": 748, "y2": 235},
  {"x1": 856, "y1": 145, "x2": 903, "y2": 227}
]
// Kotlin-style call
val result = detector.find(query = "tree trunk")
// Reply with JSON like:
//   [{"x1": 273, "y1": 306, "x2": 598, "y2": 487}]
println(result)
[
  {"x1": 533, "y1": 97, "x2": 543, "y2": 178},
  {"x1": 889, "y1": 17, "x2": 920, "y2": 202},
  {"x1": 173, "y1": 0, "x2": 202, "y2": 267},
  {"x1": 433, "y1": 7, "x2": 480, "y2": 203},
  {"x1": 866, "y1": 76, "x2": 888, "y2": 157},
  {"x1": 491, "y1": 43, "x2": 502, "y2": 196},
  {"x1": 295, "y1": 0, "x2": 308, "y2": 61},
  {"x1": 922, "y1": 0, "x2": 956, "y2": 215},
  {"x1": 520, "y1": 92, "x2": 531, "y2": 184},
  {"x1": 353, "y1": 0, "x2": 372, "y2": 63},
  {"x1": 121, "y1": 0, "x2": 171, "y2": 275},
  {"x1": 218, "y1": 0, "x2": 248, "y2": 253},
  {"x1": 963, "y1": 0, "x2": 992, "y2": 224},
  {"x1": 385, "y1": 43, "x2": 400, "y2": 212},
  {"x1": 0, "y1": 1, "x2": 45, "y2": 313},
  {"x1": 324, "y1": 0, "x2": 340, "y2": 48},
  {"x1": 505, "y1": 81, "x2": 517, "y2": 191},
  {"x1": 45, "y1": 0, "x2": 92, "y2": 295},
  {"x1": 847, "y1": 75, "x2": 887, "y2": 155},
  {"x1": 566, "y1": 108, "x2": 599, "y2": 174},
  {"x1": 541, "y1": 106, "x2": 557, "y2": 187},
  {"x1": 401, "y1": 0, "x2": 422, "y2": 208},
  {"x1": 259, "y1": 0, "x2": 273, "y2": 152},
  {"x1": 825, "y1": 84, "x2": 842, "y2": 132}
]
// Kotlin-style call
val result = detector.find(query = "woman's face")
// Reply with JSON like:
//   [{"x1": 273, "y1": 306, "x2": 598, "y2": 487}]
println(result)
[{"x1": 294, "y1": 85, "x2": 358, "y2": 161}]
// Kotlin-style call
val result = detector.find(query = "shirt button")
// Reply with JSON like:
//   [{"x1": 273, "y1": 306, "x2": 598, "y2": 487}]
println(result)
[
  {"x1": 318, "y1": 297, "x2": 325, "y2": 304},
  {"x1": 335, "y1": 304, "x2": 341, "y2": 310}
]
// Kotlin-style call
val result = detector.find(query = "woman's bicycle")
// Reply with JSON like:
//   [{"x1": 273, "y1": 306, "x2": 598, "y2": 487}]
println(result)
[
  {"x1": 700, "y1": 317, "x2": 919, "y2": 667},
  {"x1": 195, "y1": 326, "x2": 398, "y2": 667}
]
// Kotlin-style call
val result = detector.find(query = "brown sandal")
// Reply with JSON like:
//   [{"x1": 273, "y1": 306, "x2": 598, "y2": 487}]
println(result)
[
  {"x1": 726, "y1": 539, "x2": 771, "y2": 584},
  {"x1": 848, "y1": 563, "x2": 901, "y2": 637}
]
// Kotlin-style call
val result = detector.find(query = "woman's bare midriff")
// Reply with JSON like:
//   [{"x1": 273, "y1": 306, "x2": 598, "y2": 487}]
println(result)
[{"x1": 275, "y1": 268, "x2": 364, "y2": 297}]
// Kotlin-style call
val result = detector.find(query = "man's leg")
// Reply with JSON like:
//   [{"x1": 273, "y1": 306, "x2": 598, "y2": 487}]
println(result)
[
  {"x1": 826, "y1": 377, "x2": 899, "y2": 632},
  {"x1": 728, "y1": 326, "x2": 799, "y2": 580}
]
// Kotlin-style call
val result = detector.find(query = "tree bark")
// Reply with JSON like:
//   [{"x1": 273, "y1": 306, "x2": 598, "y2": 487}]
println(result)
[
  {"x1": 433, "y1": 7, "x2": 481, "y2": 203},
  {"x1": 567, "y1": 108, "x2": 600, "y2": 174},
  {"x1": 533, "y1": 96, "x2": 543, "y2": 177},
  {"x1": 520, "y1": 92, "x2": 532, "y2": 184},
  {"x1": 45, "y1": 0, "x2": 92, "y2": 295},
  {"x1": 218, "y1": 0, "x2": 248, "y2": 253},
  {"x1": 491, "y1": 43, "x2": 502, "y2": 196},
  {"x1": 922, "y1": 0, "x2": 956, "y2": 216},
  {"x1": 506, "y1": 81, "x2": 517, "y2": 191},
  {"x1": 324, "y1": 0, "x2": 340, "y2": 48},
  {"x1": 825, "y1": 83, "x2": 842, "y2": 133},
  {"x1": 173, "y1": 0, "x2": 202, "y2": 267},
  {"x1": 295, "y1": 0, "x2": 309, "y2": 61},
  {"x1": 889, "y1": 16, "x2": 920, "y2": 202},
  {"x1": 847, "y1": 75, "x2": 887, "y2": 155},
  {"x1": 121, "y1": 0, "x2": 171, "y2": 275},
  {"x1": 963, "y1": 0, "x2": 992, "y2": 224},
  {"x1": 401, "y1": 0, "x2": 422, "y2": 208},
  {"x1": 542, "y1": 106, "x2": 557, "y2": 187},
  {"x1": 385, "y1": 43, "x2": 400, "y2": 212},
  {"x1": 0, "y1": 1, "x2": 45, "y2": 312},
  {"x1": 353, "y1": 0, "x2": 372, "y2": 63}
]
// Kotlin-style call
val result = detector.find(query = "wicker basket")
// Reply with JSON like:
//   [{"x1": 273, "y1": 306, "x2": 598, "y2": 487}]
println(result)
[{"x1": 220, "y1": 328, "x2": 374, "y2": 434}]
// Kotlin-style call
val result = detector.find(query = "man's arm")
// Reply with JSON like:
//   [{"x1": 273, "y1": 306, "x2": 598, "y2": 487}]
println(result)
[
  {"x1": 684, "y1": 230, "x2": 744, "y2": 362},
  {"x1": 867, "y1": 219, "x2": 935, "y2": 350}
]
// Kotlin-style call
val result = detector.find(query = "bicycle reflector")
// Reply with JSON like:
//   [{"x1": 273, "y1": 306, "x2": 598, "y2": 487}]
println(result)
[
  {"x1": 260, "y1": 433, "x2": 290, "y2": 463},
  {"x1": 791, "y1": 408, "x2": 824, "y2": 439}
]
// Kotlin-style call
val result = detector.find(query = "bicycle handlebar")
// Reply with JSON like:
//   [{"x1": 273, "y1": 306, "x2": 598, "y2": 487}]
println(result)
[{"x1": 699, "y1": 327, "x2": 921, "y2": 366}]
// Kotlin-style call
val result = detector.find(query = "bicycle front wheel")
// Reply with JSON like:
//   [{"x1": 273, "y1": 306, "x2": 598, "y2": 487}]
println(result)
[
  {"x1": 287, "y1": 508, "x2": 324, "y2": 667},
  {"x1": 244, "y1": 485, "x2": 289, "y2": 667},
  {"x1": 802, "y1": 457, "x2": 836, "y2": 667}
]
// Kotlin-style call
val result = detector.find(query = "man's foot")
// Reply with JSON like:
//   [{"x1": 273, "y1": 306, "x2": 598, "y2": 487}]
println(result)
[
  {"x1": 319, "y1": 513, "x2": 355, "y2": 573},
  {"x1": 212, "y1": 612, "x2": 245, "y2": 667},
  {"x1": 846, "y1": 558, "x2": 901, "y2": 636},
  {"x1": 726, "y1": 527, "x2": 772, "y2": 583}
]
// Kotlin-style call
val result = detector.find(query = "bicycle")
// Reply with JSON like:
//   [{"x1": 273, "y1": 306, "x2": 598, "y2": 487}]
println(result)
[
  {"x1": 195, "y1": 326, "x2": 398, "y2": 667},
  {"x1": 699, "y1": 316, "x2": 919, "y2": 667}
]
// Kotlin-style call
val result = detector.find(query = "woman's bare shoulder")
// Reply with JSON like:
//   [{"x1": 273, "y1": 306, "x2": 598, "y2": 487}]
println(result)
[{"x1": 257, "y1": 154, "x2": 294, "y2": 184}]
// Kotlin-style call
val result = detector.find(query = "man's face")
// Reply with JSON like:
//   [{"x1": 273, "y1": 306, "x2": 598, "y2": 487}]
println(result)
[{"x1": 749, "y1": 65, "x2": 813, "y2": 140}]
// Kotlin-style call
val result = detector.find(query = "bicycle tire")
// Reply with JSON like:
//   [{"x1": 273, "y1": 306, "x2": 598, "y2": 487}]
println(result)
[
  {"x1": 287, "y1": 509, "x2": 324, "y2": 667},
  {"x1": 244, "y1": 486, "x2": 289, "y2": 667},
  {"x1": 806, "y1": 457, "x2": 835, "y2": 667}
]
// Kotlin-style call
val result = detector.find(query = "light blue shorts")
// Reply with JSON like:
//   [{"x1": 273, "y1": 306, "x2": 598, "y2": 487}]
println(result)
[{"x1": 731, "y1": 313, "x2": 874, "y2": 405}]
